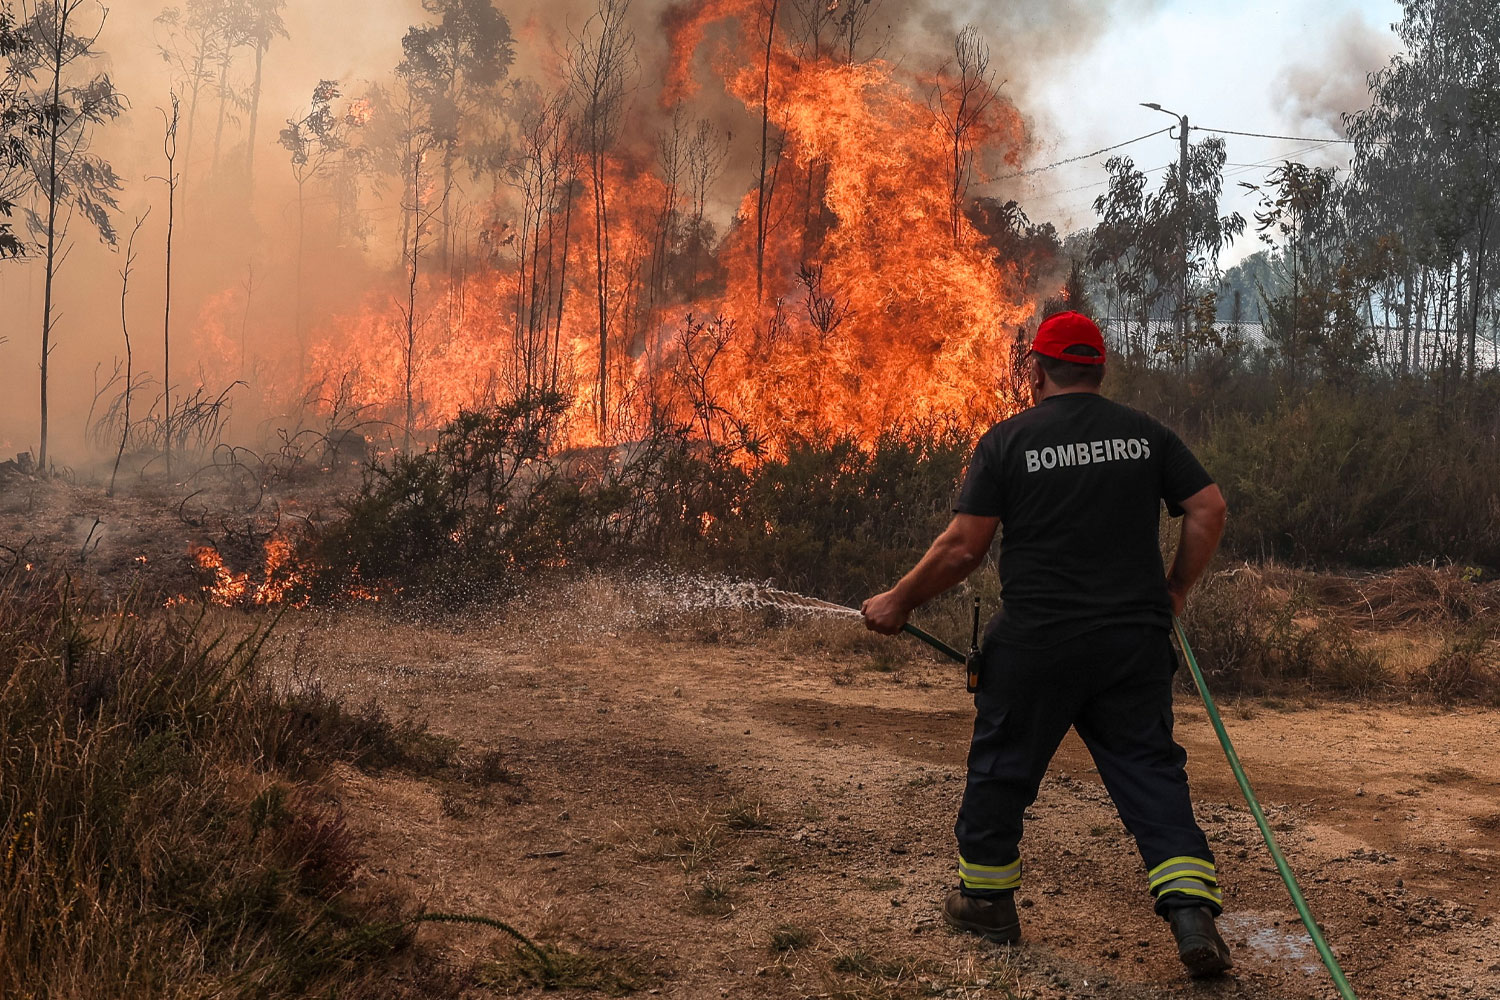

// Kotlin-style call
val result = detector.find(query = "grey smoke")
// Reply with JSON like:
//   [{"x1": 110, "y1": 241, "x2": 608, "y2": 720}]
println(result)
[{"x1": 1274, "y1": 9, "x2": 1394, "y2": 136}]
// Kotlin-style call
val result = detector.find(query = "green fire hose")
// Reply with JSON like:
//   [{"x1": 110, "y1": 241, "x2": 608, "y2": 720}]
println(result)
[
  {"x1": 1173, "y1": 619, "x2": 1358, "y2": 999},
  {"x1": 896, "y1": 614, "x2": 1358, "y2": 998},
  {"x1": 900, "y1": 622, "x2": 967, "y2": 662}
]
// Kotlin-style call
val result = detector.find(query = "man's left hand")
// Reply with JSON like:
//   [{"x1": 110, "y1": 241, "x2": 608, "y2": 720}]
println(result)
[{"x1": 861, "y1": 591, "x2": 909, "y2": 635}]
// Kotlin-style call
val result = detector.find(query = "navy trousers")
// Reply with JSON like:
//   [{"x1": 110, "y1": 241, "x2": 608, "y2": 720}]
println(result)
[{"x1": 954, "y1": 623, "x2": 1221, "y2": 916}]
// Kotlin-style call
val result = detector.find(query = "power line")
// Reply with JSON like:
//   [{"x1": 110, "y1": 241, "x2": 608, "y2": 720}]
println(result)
[
  {"x1": 1026, "y1": 140, "x2": 1342, "y2": 214},
  {"x1": 1024, "y1": 161, "x2": 1175, "y2": 206},
  {"x1": 1225, "y1": 141, "x2": 1340, "y2": 176},
  {"x1": 996, "y1": 127, "x2": 1173, "y2": 181},
  {"x1": 1190, "y1": 124, "x2": 1377, "y2": 145}
]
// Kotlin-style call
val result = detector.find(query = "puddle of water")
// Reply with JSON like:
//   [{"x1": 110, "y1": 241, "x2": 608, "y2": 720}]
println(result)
[{"x1": 1218, "y1": 912, "x2": 1325, "y2": 975}]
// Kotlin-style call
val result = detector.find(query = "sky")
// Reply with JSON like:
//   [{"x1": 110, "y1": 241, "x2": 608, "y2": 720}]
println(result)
[{"x1": 990, "y1": 0, "x2": 1403, "y2": 264}]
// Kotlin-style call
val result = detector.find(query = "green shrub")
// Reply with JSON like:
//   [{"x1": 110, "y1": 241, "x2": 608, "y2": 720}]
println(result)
[
  {"x1": 1116, "y1": 374, "x2": 1500, "y2": 570},
  {"x1": 310, "y1": 398, "x2": 974, "y2": 612},
  {"x1": 698, "y1": 431, "x2": 972, "y2": 605}
]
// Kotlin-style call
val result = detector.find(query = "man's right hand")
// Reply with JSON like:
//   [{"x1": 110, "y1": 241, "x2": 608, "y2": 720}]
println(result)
[{"x1": 861, "y1": 591, "x2": 910, "y2": 635}]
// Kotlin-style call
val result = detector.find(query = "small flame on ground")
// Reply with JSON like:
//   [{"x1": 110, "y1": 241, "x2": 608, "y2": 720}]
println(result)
[{"x1": 172, "y1": 538, "x2": 382, "y2": 609}]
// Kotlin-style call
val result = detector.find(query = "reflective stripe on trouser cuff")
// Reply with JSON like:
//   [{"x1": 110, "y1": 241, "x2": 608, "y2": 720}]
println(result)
[
  {"x1": 1148, "y1": 856, "x2": 1218, "y2": 891},
  {"x1": 1153, "y1": 876, "x2": 1223, "y2": 906},
  {"x1": 959, "y1": 855, "x2": 1021, "y2": 891}
]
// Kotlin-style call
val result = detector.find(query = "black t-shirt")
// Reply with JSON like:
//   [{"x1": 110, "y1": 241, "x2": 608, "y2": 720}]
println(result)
[{"x1": 954, "y1": 392, "x2": 1213, "y2": 648}]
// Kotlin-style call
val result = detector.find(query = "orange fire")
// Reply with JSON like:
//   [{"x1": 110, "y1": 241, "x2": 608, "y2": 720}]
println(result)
[
  {"x1": 194, "y1": 7, "x2": 1037, "y2": 456},
  {"x1": 177, "y1": 539, "x2": 386, "y2": 609},
  {"x1": 187, "y1": 537, "x2": 307, "y2": 608}
]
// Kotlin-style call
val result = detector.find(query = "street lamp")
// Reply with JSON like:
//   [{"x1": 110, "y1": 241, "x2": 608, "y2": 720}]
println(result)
[{"x1": 1142, "y1": 102, "x2": 1191, "y2": 357}]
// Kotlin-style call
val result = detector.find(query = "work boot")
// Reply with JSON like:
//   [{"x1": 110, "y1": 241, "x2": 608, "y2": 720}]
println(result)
[
  {"x1": 1168, "y1": 906, "x2": 1233, "y2": 978},
  {"x1": 942, "y1": 889, "x2": 1020, "y2": 944}
]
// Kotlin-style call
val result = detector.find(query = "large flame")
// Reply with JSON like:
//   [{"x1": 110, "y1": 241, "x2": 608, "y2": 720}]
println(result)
[{"x1": 194, "y1": 4, "x2": 1037, "y2": 455}]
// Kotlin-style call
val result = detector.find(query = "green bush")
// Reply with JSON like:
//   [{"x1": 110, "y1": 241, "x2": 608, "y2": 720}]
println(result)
[
  {"x1": 1200, "y1": 388, "x2": 1500, "y2": 566},
  {"x1": 698, "y1": 431, "x2": 972, "y2": 605},
  {"x1": 311, "y1": 398, "x2": 974, "y2": 611},
  {"x1": 1109, "y1": 366, "x2": 1500, "y2": 570}
]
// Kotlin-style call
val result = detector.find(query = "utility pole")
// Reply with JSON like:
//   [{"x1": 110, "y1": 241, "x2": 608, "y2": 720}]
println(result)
[
  {"x1": 1143, "y1": 102, "x2": 1191, "y2": 361},
  {"x1": 1176, "y1": 114, "x2": 1189, "y2": 359}
]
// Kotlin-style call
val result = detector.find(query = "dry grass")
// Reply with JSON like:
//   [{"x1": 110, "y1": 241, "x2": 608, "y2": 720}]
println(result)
[
  {"x1": 685, "y1": 875, "x2": 738, "y2": 916},
  {"x1": 822, "y1": 947, "x2": 1025, "y2": 1000},
  {"x1": 476, "y1": 938, "x2": 656, "y2": 995},
  {"x1": 769, "y1": 923, "x2": 813, "y2": 952},
  {"x1": 1182, "y1": 562, "x2": 1500, "y2": 703},
  {"x1": 0, "y1": 572, "x2": 455, "y2": 999},
  {"x1": 616, "y1": 797, "x2": 727, "y2": 872}
]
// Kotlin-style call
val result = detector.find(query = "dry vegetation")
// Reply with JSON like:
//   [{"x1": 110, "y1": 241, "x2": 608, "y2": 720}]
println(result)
[
  {"x1": 1182, "y1": 561, "x2": 1500, "y2": 703},
  {"x1": 0, "y1": 571, "x2": 477, "y2": 998}
]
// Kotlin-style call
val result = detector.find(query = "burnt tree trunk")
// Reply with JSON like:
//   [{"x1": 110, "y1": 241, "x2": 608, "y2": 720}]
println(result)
[{"x1": 754, "y1": 0, "x2": 779, "y2": 305}]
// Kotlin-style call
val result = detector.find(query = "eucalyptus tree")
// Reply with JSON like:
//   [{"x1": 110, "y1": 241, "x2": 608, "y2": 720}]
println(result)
[
  {"x1": 1089, "y1": 136, "x2": 1243, "y2": 366},
  {"x1": 750, "y1": 0, "x2": 779, "y2": 305},
  {"x1": 1244, "y1": 161, "x2": 1372, "y2": 380},
  {"x1": 7, "y1": 0, "x2": 124, "y2": 469},
  {"x1": 240, "y1": 0, "x2": 286, "y2": 193},
  {"x1": 279, "y1": 79, "x2": 367, "y2": 375},
  {"x1": 1345, "y1": 0, "x2": 1500, "y2": 378},
  {"x1": 154, "y1": 0, "x2": 219, "y2": 195},
  {"x1": 931, "y1": 25, "x2": 996, "y2": 245},
  {"x1": 683, "y1": 117, "x2": 725, "y2": 294},
  {"x1": 1088, "y1": 155, "x2": 1161, "y2": 359},
  {"x1": 0, "y1": 1, "x2": 39, "y2": 263},
  {"x1": 359, "y1": 76, "x2": 443, "y2": 450},
  {"x1": 398, "y1": 0, "x2": 514, "y2": 272},
  {"x1": 503, "y1": 80, "x2": 576, "y2": 405}
]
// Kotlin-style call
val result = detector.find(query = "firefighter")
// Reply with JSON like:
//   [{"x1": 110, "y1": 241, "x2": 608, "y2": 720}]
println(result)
[{"x1": 861, "y1": 311, "x2": 1233, "y2": 978}]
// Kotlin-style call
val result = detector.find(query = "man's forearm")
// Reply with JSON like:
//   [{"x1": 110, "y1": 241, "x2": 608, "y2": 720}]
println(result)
[
  {"x1": 890, "y1": 533, "x2": 985, "y2": 611},
  {"x1": 1167, "y1": 510, "x2": 1225, "y2": 600}
]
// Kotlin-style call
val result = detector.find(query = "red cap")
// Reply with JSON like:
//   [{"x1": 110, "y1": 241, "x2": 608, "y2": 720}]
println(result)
[{"x1": 1030, "y1": 311, "x2": 1106, "y2": 365}]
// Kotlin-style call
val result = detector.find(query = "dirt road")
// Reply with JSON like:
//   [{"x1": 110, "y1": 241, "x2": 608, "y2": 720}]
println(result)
[{"x1": 272, "y1": 589, "x2": 1500, "y2": 999}]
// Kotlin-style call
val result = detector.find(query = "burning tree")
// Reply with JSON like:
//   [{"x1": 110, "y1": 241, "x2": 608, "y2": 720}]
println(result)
[
  {"x1": 233, "y1": 1, "x2": 1040, "y2": 462},
  {"x1": 930, "y1": 25, "x2": 999, "y2": 246},
  {"x1": 568, "y1": 0, "x2": 636, "y2": 431},
  {"x1": 501, "y1": 81, "x2": 577, "y2": 410}
]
